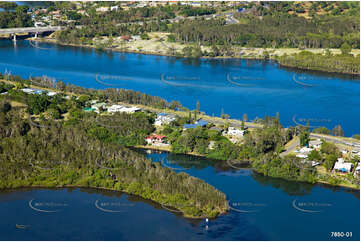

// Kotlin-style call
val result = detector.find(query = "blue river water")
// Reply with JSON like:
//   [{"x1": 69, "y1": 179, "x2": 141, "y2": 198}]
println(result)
[
  {"x1": 0, "y1": 150, "x2": 359, "y2": 241},
  {"x1": 0, "y1": 40, "x2": 359, "y2": 136}
]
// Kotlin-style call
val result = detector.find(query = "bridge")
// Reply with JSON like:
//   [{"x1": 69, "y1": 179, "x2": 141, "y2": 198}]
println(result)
[{"x1": 0, "y1": 26, "x2": 64, "y2": 40}]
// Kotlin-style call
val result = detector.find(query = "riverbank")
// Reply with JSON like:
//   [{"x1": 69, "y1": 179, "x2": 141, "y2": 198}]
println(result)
[
  {"x1": 28, "y1": 35, "x2": 360, "y2": 75},
  {"x1": 0, "y1": 159, "x2": 228, "y2": 219},
  {"x1": 135, "y1": 145, "x2": 359, "y2": 190},
  {"x1": 1, "y1": 76, "x2": 359, "y2": 190},
  {"x1": 3, "y1": 183, "x2": 225, "y2": 219}
]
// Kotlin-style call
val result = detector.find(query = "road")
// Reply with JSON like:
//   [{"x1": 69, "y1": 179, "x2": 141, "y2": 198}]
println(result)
[
  {"x1": 0, "y1": 26, "x2": 63, "y2": 35},
  {"x1": 310, "y1": 133, "x2": 360, "y2": 148},
  {"x1": 280, "y1": 137, "x2": 300, "y2": 158}
]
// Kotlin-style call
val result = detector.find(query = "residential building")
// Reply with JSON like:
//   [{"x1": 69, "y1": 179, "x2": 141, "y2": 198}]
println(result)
[
  {"x1": 334, "y1": 158, "x2": 353, "y2": 173},
  {"x1": 298, "y1": 147, "x2": 314, "y2": 155},
  {"x1": 183, "y1": 119, "x2": 209, "y2": 130},
  {"x1": 226, "y1": 127, "x2": 246, "y2": 137},
  {"x1": 47, "y1": 91, "x2": 57, "y2": 97},
  {"x1": 21, "y1": 88, "x2": 43, "y2": 95},
  {"x1": 110, "y1": 6, "x2": 119, "y2": 11},
  {"x1": 107, "y1": 104, "x2": 123, "y2": 113},
  {"x1": 107, "y1": 105, "x2": 140, "y2": 114},
  {"x1": 154, "y1": 113, "x2": 176, "y2": 126},
  {"x1": 309, "y1": 139, "x2": 322, "y2": 149},
  {"x1": 96, "y1": 7, "x2": 109, "y2": 12},
  {"x1": 146, "y1": 134, "x2": 167, "y2": 145}
]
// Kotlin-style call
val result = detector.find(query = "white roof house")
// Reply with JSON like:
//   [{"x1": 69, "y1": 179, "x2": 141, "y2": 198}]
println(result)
[
  {"x1": 154, "y1": 113, "x2": 176, "y2": 126},
  {"x1": 296, "y1": 154, "x2": 308, "y2": 159},
  {"x1": 309, "y1": 139, "x2": 322, "y2": 149},
  {"x1": 226, "y1": 127, "x2": 245, "y2": 137},
  {"x1": 298, "y1": 147, "x2": 314, "y2": 154},
  {"x1": 107, "y1": 105, "x2": 140, "y2": 114},
  {"x1": 96, "y1": 7, "x2": 109, "y2": 12},
  {"x1": 110, "y1": 6, "x2": 119, "y2": 11},
  {"x1": 21, "y1": 88, "x2": 43, "y2": 95},
  {"x1": 334, "y1": 158, "x2": 353, "y2": 173},
  {"x1": 121, "y1": 106, "x2": 141, "y2": 113},
  {"x1": 47, "y1": 91, "x2": 57, "y2": 97},
  {"x1": 107, "y1": 104, "x2": 124, "y2": 113}
]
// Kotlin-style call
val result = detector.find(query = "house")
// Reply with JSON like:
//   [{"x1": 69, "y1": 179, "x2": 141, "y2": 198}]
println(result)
[
  {"x1": 96, "y1": 7, "x2": 109, "y2": 12},
  {"x1": 298, "y1": 147, "x2": 314, "y2": 155},
  {"x1": 309, "y1": 139, "x2": 322, "y2": 149},
  {"x1": 110, "y1": 6, "x2": 119, "y2": 11},
  {"x1": 226, "y1": 127, "x2": 246, "y2": 137},
  {"x1": 107, "y1": 104, "x2": 124, "y2": 113},
  {"x1": 146, "y1": 134, "x2": 166, "y2": 144},
  {"x1": 183, "y1": 119, "x2": 209, "y2": 130},
  {"x1": 296, "y1": 154, "x2": 308, "y2": 159},
  {"x1": 91, "y1": 102, "x2": 106, "y2": 113},
  {"x1": 47, "y1": 91, "x2": 57, "y2": 97},
  {"x1": 21, "y1": 88, "x2": 43, "y2": 95},
  {"x1": 121, "y1": 106, "x2": 141, "y2": 113},
  {"x1": 154, "y1": 113, "x2": 176, "y2": 126},
  {"x1": 107, "y1": 105, "x2": 140, "y2": 114},
  {"x1": 334, "y1": 158, "x2": 353, "y2": 173}
]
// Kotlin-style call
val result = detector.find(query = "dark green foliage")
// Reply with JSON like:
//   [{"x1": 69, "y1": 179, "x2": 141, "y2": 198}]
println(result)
[
  {"x1": 277, "y1": 51, "x2": 360, "y2": 74},
  {"x1": 312, "y1": 126, "x2": 331, "y2": 135},
  {"x1": 0, "y1": 102, "x2": 228, "y2": 218}
]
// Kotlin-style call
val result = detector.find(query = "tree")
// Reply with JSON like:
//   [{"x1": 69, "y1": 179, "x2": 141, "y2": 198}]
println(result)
[
  {"x1": 340, "y1": 43, "x2": 351, "y2": 55},
  {"x1": 299, "y1": 131, "x2": 310, "y2": 147},
  {"x1": 48, "y1": 107, "x2": 61, "y2": 119},
  {"x1": 308, "y1": 150, "x2": 322, "y2": 161},
  {"x1": 324, "y1": 154, "x2": 337, "y2": 171},
  {"x1": 320, "y1": 142, "x2": 340, "y2": 155},
  {"x1": 312, "y1": 126, "x2": 330, "y2": 135},
  {"x1": 140, "y1": 33, "x2": 150, "y2": 40},
  {"x1": 352, "y1": 134, "x2": 360, "y2": 140},
  {"x1": 242, "y1": 113, "x2": 248, "y2": 122},
  {"x1": 196, "y1": 101, "x2": 200, "y2": 113},
  {"x1": 332, "y1": 125, "x2": 344, "y2": 137}
]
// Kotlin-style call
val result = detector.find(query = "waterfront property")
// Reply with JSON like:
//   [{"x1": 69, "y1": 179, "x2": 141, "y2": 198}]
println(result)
[
  {"x1": 334, "y1": 158, "x2": 354, "y2": 173},
  {"x1": 309, "y1": 139, "x2": 322, "y2": 149},
  {"x1": 20, "y1": 87, "x2": 57, "y2": 96},
  {"x1": 107, "y1": 104, "x2": 141, "y2": 114},
  {"x1": 146, "y1": 134, "x2": 167, "y2": 145},
  {"x1": 154, "y1": 113, "x2": 176, "y2": 126},
  {"x1": 183, "y1": 119, "x2": 209, "y2": 130},
  {"x1": 225, "y1": 127, "x2": 246, "y2": 137}
]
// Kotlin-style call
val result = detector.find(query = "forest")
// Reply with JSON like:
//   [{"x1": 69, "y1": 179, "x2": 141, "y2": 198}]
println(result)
[
  {"x1": 0, "y1": 3, "x2": 33, "y2": 28},
  {"x1": 0, "y1": 74, "x2": 359, "y2": 192},
  {"x1": 277, "y1": 50, "x2": 360, "y2": 75},
  {"x1": 0, "y1": 97, "x2": 228, "y2": 218}
]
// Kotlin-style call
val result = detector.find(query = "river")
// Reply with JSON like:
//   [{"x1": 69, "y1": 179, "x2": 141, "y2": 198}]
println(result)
[
  {"x1": 0, "y1": 39, "x2": 359, "y2": 240},
  {"x1": 0, "y1": 150, "x2": 359, "y2": 240},
  {"x1": 0, "y1": 40, "x2": 359, "y2": 136}
]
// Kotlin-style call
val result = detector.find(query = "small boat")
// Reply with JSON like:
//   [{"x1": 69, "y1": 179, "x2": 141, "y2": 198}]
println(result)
[{"x1": 16, "y1": 224, "x2": 29, "y2": 229}]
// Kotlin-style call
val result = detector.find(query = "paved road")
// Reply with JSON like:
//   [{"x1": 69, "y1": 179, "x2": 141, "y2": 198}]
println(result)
[
  {"x1": 201, "y1": 117, "x2": 261, "y2": 129},
  {"x1": 0, "y1": 26, "x2": 63, "y2": 34},
  {"x1": 310, "y1": 133, "x2": 360, "y2": 148},
  {"x1": 280, "y1": 137, "x2": 300, "y2": 158}
]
